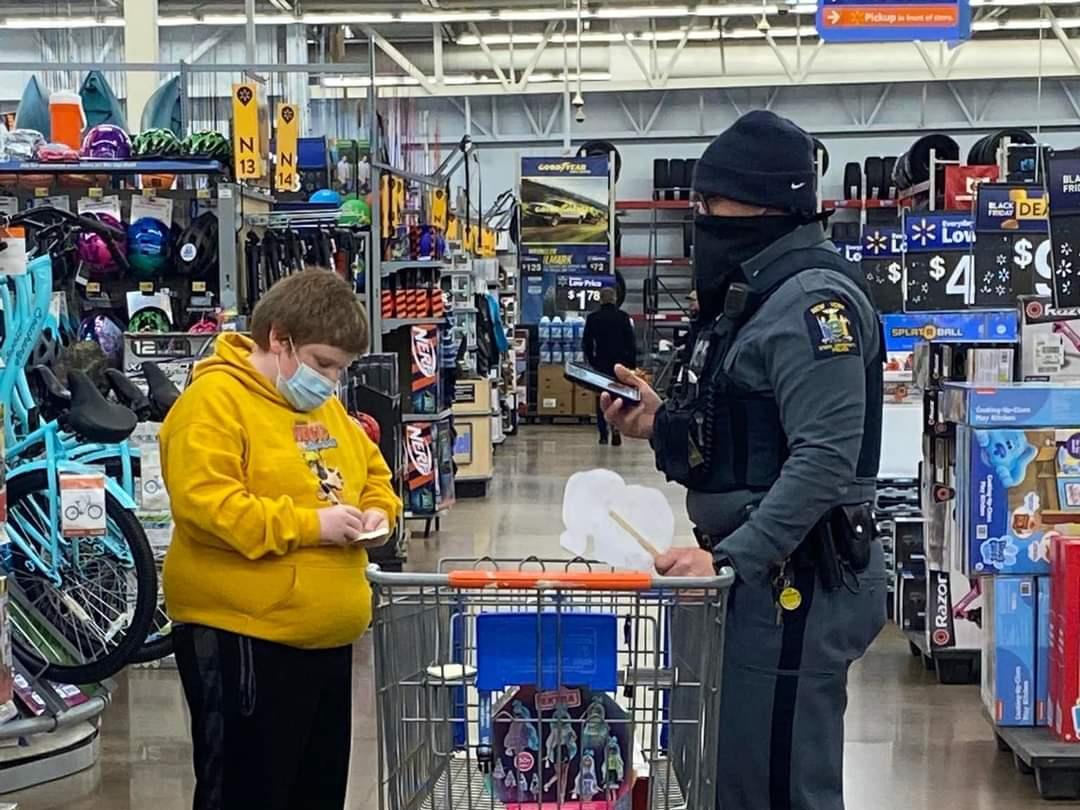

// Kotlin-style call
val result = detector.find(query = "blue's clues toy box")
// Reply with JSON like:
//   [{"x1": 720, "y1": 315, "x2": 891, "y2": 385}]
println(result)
[
  {"x1": 943, "y1": 382, "x2": 1080, "y2": 427},
  {"x1": 982, "y1": 575, "x2": 1052, "y2": 727},
  {"x1": 956, "y1": 425, "x2": 1080, "y2": 575}
]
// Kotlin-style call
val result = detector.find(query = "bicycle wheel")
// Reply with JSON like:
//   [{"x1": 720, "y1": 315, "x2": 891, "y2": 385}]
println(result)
[
  {"x1": 101, "y1": 455, "x2": 174, "y2": 665},
  {"x1": 6, "y1": 468, "x2": 157, "y2": 684}
]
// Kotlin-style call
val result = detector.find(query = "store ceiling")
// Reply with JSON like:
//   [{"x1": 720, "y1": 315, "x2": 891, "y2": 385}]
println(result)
[{"x1": 1, "y1": 0, "x2": 1070, "y2": 43}]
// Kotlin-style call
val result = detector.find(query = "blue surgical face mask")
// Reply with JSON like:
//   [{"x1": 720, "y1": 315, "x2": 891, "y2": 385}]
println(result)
[{"x1": 276, "y1": 342, "x2": 336, "y2": 412}]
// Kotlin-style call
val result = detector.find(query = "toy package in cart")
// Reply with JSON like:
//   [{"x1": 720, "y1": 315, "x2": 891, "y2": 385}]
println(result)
[{"x1": 366, "y1": 563, "x2": 732, "y2": 810}]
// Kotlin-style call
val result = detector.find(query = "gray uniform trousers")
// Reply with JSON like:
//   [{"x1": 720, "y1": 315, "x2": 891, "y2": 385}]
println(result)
[{"x1": 715, "y1": 541, "x2": 886, "y2": 810}]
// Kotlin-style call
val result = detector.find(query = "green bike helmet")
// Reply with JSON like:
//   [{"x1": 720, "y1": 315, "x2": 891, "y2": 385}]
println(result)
[
  {"x1": 128, "y1": 307, "x2": 172, "y2": 333},
  {"x1": 339, "y1": 198, "x2": 371, "y2": 227},
  {"x1": 133, "y1": 128, "x2": 184, "y2": 159},
  {"x1": 185, "y1": 131, "x2": 231, "y2": 162}
]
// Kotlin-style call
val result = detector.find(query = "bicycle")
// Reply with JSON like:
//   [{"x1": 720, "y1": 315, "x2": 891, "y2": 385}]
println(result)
[{"x1": 0, "y1": 208, "x2": 157, "y2": 684}]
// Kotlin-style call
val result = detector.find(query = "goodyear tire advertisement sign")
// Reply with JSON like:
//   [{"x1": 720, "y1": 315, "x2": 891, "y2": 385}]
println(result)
[{"x1": 519, "y1": 156, "x2": 611, "y2": 275}]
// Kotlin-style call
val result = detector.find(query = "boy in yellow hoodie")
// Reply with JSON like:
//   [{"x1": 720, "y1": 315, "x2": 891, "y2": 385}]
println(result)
[{"x1": 162, "y1": 269, "x2": 401, "y2": 810}]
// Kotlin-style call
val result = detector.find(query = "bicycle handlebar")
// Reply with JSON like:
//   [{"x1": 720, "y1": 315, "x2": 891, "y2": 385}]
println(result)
[{"x1": 8, "y1": 206, "x2": 129, "y2": 270}]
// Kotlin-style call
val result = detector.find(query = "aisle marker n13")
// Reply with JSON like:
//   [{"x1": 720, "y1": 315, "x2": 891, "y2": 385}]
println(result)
[
  {"x1": 232, "y1": 82, "x2": 263, "y2": 180},
  {"x1": 274, "y1": 103, "x2": 300, "y2": 193}
]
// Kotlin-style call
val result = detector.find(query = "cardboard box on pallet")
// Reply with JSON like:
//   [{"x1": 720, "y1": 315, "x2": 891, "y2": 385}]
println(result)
[
  {"x1": 1038, "y1": 576, "x2": 1052, "y2": 726},
  {"x1": 982, "y1": 576, "x2": 1037, "y2": 726},
  {"x1": 957, "y1": 425, "x2": 1080, "y2": 576},
  {"x1": 1051, "y1": 536, "x2": 1080, "y2": 742}
]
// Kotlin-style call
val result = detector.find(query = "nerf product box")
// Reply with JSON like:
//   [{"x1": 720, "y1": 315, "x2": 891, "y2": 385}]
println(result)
[
  {"x1": 943, "y1": 382, "x2": 1080, "y2": 428},
  {"x1": 1038, "y1": 576, "x2": 1052, "y2": 726},
  {"x1": 982, "y1": 576, "x2": 1036, "y2": 726},
  {"x1": 385, "y1": 324, "x2": 442, "y2": 415},
  {"x1": 1018, "y1": 296, "x2": 1080, "y2": 382},
  {"x1": 959, "y1": 426, "x2": 1080, "y2": 575},
  {"x1": 1050, "y1": 536, "x2": 1080, "y2": 742},
  {"x1": 403, "y1": 420, "x2": 455, "y2": 516}
]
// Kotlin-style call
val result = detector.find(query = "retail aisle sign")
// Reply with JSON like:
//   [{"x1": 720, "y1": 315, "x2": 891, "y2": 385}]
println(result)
[
  {"x1": 1047, "y1": 150, "x2": 1080, "y2": 308},
  {"x1": 274, "y1": 103, "x2": 300, "y2": 193},
  {"x1": 862, "y1": 226, "x2": 906, "y2": 314},
  {"x1": 232, "y1": 82, "x2": 263, "y2": 180},
  {"x1": 818, "y1": 0, "x2": 971, "y2": 42},
  {"x1": 902, "y1": 212, "x2": 976, "y2": 311},
  {"x1": 972, "y1": 183, "x2": 1051, "y2": 308}
]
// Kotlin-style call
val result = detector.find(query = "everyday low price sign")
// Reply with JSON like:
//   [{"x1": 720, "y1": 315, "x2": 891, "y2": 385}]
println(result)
[{"x1": 902, "y1": 213, "x2": 976, "y2": 311}]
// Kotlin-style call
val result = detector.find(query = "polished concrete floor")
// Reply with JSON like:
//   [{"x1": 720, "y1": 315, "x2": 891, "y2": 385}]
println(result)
[{"x1": 6, "y1": 425, "x2": 1055, "y2": 808}]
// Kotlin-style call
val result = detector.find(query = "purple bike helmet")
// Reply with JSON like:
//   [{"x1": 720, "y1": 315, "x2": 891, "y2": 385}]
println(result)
[
  {"x1": 78, "y1": 316, "x2": 125, "y2": 367},
  {"x1": 77, "y1": 212, "x2": 126, "y2": 276},
  {"x1": 80, "y1": 124, "x2": 132, "y2": 160}
]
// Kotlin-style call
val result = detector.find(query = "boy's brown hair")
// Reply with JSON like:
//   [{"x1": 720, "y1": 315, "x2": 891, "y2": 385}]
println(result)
[{"x1": 251, "y1": 268, "x2": 369, "y2": 354}]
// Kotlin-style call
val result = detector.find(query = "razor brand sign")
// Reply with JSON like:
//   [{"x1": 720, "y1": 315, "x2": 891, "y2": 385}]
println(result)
[{"x1": 931, "y1": 570, "x2": 955, "y2": 650}]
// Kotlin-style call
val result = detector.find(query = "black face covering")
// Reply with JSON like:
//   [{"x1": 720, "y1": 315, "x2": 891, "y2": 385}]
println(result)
[{"x1": 693, "y1": 214, "x2": 805, "y2": 319}]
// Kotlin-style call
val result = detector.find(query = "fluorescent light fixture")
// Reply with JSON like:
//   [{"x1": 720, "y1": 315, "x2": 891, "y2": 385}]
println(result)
[
  {"x1": 321, "y1": 70, "x2": 611, "y2": 88},
  {"x1": 595, "y1": 5, "x2": 690, "y2": 18},
  {"x1": 3, "y1": 15, "x2": 124, "y2": 28}
]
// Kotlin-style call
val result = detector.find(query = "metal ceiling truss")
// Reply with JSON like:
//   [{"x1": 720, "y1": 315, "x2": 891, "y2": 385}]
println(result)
[{"x1": 398, "y1": 78, "x2": 1080, "y2": 146}]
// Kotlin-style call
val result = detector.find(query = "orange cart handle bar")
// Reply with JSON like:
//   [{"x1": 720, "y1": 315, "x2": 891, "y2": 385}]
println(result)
[{"x1": 366, "y1": 565, "x2": 735, "y2": 591}]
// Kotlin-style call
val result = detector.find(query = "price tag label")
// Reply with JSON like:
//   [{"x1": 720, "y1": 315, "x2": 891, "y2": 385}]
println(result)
[
  {"x1": 555, "y1": 274, "x2": 611, "y2": 312},
  {"x1": 141, "y1": 187, "x2": 156, "y2": 198},
  {"x1": 33, "y1": 188, "x2": 47, "y2": 198},
  {"x1": 60, "y1": 474, "x2": 107, "y2": 537},
  {"x1": 88, "y1": 187, "x2": 103, "y2": 199},
  {"x1": 0, "y1": 227, "x2": 27, "y2": 276},
  {"x1": 86, "y1": 282, "x2": 101, "y2": 294},
  {"x1": 904, "y1": 250, "x2": 974, "y2": 311},
  {"x1": 139, "y1": 281, "x2": 154, "y2": 293},
  {"x1": 192, "y1": 280, "x2": 207, "y2": 293},
  {"x1": 861, "y1": 257, "x2": 904, "y2": 313},
  {"x1": 197, "y1": 189, "x2": 211, "y2": 200},
  {"x1": 972, "y1": 231, "x2": 1052, "y2": 307}
]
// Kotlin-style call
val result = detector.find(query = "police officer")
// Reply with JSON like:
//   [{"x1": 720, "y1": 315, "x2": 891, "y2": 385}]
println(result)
[{"x1": 601, "y1": 111, "x2": 887, "y2": 810}]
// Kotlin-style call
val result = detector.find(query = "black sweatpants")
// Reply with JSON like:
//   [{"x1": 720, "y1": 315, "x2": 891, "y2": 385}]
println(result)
[{"x1": 173, "y1": 624, "x2": 353, "y2": 810}]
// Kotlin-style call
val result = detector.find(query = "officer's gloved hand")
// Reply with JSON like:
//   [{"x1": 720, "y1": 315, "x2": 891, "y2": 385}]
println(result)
[{"x1": 599, "y1": 364, "x2": 661, "y2": 440}]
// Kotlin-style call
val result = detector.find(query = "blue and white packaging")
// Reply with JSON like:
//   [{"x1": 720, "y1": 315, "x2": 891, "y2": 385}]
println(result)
[
  {"x1": 957, "y1": 426, "x2": 1080, "y2": 575},
  {"x1": 1038, "y1": 576, "x2": 1052, "y2": 726},
  {"x1": 943, "y1": 382, "x2": 1080, "y2": 427},
  {"x1": 982, "y1": 576, "x2": 1037, "y2": 726}
]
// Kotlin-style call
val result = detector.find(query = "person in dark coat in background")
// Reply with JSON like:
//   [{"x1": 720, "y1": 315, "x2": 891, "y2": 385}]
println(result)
[{"x1": 583, "y1": 287, "x2": 637, "y2": 445}]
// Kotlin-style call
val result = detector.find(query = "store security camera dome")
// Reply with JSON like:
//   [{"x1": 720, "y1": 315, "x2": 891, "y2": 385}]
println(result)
[
  {"x1": 756, "y1": 16, "x2": 771, "y2": 30},
  {"x1": 575, "y1": 107, "x2": 586, "y2": 124}
]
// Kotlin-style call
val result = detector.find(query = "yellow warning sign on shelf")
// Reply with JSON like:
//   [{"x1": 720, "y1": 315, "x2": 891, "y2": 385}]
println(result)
[
  {"x1": 274, "y1": 103, "x2": 300, "y2": 192},
  {"x1": 232, "y1": 82, "x2": 263, "y2": 180}
]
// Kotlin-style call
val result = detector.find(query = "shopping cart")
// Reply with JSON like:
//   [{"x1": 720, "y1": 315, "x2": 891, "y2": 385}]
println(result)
[{"x1": 368, "y1": 558, "x2": 734, "y2": 810}]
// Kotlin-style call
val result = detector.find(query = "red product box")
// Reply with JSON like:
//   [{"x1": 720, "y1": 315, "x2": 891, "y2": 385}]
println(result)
[{"x1": 1050, "y1": 536, "x2": 1080, "y2": 742}]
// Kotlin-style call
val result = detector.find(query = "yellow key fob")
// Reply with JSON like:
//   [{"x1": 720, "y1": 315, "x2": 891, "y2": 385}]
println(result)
[{"x1": 779, "y1": 586, "x2": 802, "y2": 612}]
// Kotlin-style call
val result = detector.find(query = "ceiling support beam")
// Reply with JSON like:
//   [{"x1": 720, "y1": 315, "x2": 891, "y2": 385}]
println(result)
[
  {"x1": 1049, "y1": 9, "x2": 1080, "y2": 72},
  {"x1": 614, "y1": 22, "x2": 655, "y2": 88},
  {"x1": 468, "y1": 23, "x2": 512, "y2": 91},
  {"x1": 517, "y1": 21, "x2": 557, "y2": 90},
  {"x1": 362, "y1": 25, "x2": 437, "y2": 94}
]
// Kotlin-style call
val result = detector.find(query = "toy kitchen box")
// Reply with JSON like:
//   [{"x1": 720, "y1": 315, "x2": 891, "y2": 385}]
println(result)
[
  {"x1": 1049, "y1": 536, "x2": 1080, "y2": 742},
  {"x1": 954, "y1": 419, "x2": 1080, "y2": 575},
  {"x1": 981, "y1": 575, "x2": 1051, "y2": 726},
  {"x1": 1018, "y1": 296, "x2": 1080, "y2": 383}
]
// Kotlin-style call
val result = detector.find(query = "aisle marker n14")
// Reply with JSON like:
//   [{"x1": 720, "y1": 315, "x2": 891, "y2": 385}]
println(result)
[{"x1": 274, "y1": 103, "x2": 300, "y2": 193}]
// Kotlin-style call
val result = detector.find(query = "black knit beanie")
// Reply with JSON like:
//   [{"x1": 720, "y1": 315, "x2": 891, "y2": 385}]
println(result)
[{"x1": 692, "y1": 110, "x2": 816, "y2": 217}]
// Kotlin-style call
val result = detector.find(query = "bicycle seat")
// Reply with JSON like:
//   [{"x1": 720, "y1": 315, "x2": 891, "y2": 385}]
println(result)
[
  {"x1": 142, "y1": 362, "x2": 181, "y2": 418},
  {"x1": 66, "y1": 369, "x2": 137, "y2": 444},
  {"x1": 28, "y1": 364, "x2": 71, "y2": 404},
  {"x1": 105, "y1": 369, "x2": 152, "y2": 421}
]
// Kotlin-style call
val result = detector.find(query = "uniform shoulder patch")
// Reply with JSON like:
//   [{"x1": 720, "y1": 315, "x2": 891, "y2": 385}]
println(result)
[{"x1": 803, "y1": 299, "x2": 861, "y2": 359}]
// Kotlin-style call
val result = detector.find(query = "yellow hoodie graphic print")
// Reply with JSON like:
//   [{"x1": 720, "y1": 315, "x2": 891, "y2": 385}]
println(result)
[{"x1": 161, "y1": 333, "x2": 402, "y2": 649}]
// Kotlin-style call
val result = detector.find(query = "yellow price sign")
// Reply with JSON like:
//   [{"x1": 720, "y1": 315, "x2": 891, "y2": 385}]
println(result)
[
  {"x1": 232, "y1": 82, "x2": 263, "y2": 180},
  {"x1": 274, "y1": 103, "x2": 300, "y2": 193},
  {"x1": 141, "y1": 187, "x2": 157, "y2": 198},
  {"x1": 33, "y1": 188, "x2": 48, "y2": 198},
  {"x1": 139, "y1": 281, "x2": 154, "y2": 293},
  {"x1": 192, "y1": 280, "x2": 207, "y2": 293},
  {"x1": 86, "y1": 282, "x2": 101, "y2": 294},
  {"x1": 88, "y1": 187, "x2": 103, "y2": 199}
]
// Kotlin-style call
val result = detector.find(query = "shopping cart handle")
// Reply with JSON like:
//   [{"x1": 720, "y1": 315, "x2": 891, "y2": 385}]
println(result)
[{"x1": 447, "y1": 570, "x2": 653, "y2": 590}]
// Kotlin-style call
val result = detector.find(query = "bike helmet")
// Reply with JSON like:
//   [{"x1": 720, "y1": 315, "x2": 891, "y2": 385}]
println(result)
[
  {"x1": 127, "y1": 217, "x2": 171, "y2": 277},
  {"x1": 188, "y1": 317, "x2": 218, "y2": 334},
  {"x1": 339, "y1": 197, "x2": 371, "y2": 226},
  {"x1": 80, "y1": 124, "x2": 132, "y2": 160},
  {"x1": 29, "y1": 327, "x2": 60, "y2": 368},
  {"x1": 7, "y1": 129, "x2": 44, "y2": 161},
  {"x1": 132, "y1": 128, "x2": 183, "y2": 159},
  {"x1": 127, "y1": 307, "x2": 171, "y2": 333},
  {"x1": 78, "y1": 314, "x2": 124, "y2": 367},
  {"x1": 309, "y1": 188, "x2": 342, "y2": 205},
  {"x1": 35, "y1": 142, "x2": 80, "y2": 162},
  {"x1": 185, "y1": 130, "x2": 230, "y2": 162},
  {"x1": 175, "y1": 211, "x2": 219, "y2": 278},
  {"x1": 77, "y1": 212, "x2": 126, "y2": 276}
]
